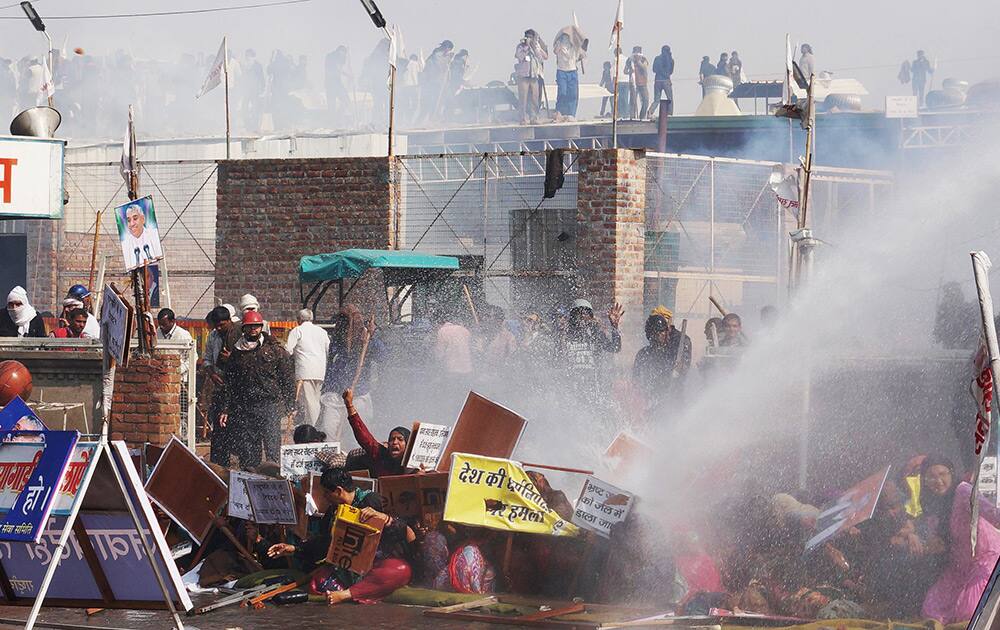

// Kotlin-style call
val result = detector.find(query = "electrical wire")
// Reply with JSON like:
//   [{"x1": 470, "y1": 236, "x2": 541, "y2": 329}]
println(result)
[{"x1": 0, "y1": 0, "x2": 313, "y2": 20}]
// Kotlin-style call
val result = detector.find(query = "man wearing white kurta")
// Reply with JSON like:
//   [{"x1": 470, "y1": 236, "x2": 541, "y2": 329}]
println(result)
[
  {"x1": 120, "y1": 204, "x2": 162, "y2": 270},
  {"x1": 284, "y1": 309, "x2": 330, "y2": 426}
]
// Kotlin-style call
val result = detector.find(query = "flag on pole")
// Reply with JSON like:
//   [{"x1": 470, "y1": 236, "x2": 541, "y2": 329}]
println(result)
[
  {"x1": 120, "y1": 105, "x2": 138, "y2": 198},
  {"x1": 971, "y1": 251, "x2": 1000, "y2": 555},
  {"x1": 39, "y1": 58, "x2": 55, "y2": 101},
  {"x1": 784, "y1": 33, "x2": 794, "y2": 103},
  {"x1": 196, "y1": 37, "x2": 227, "y2": 98},
  {"x1": 608, "y1": 0, "x2": 624, "y2": 51}
]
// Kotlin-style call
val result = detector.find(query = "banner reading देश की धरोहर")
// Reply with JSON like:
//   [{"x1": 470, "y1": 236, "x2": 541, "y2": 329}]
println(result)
[{"x1": 442, "y1": 453, "x2": 578, "y2": 537}]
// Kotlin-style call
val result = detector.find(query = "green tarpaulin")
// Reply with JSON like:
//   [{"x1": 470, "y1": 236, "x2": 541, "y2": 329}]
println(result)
[{"x1": 298, "y1": 249, "x2": 460, "y2": 283}]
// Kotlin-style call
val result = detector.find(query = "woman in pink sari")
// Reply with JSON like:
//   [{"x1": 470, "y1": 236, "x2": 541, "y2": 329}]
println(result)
[{"x1": 921, "y1": 455, "x2": 1000, "y2": 624}]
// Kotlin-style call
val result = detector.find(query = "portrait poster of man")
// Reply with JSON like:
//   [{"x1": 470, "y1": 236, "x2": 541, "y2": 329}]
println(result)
[{"x1": 114, "y1": 195, "x2": 163, "y2": 271}]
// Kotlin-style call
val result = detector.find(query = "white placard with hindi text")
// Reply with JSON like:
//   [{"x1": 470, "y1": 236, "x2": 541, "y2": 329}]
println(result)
[
  {"x1": 404, "y1": 423, "x2": 451, "y2": 470},
  {"x1": 228, "y1": 470, "x2": 267, "y2": 520},
  {"x1": 571, "y1": 476, "x2": 634, "y2": 539},
  {"x1": 280, "y1": 442, "x2": 340, "y2": 479},
  {"x1": 244, "y1": 478, "x2": 297, "y2": 525},
  {"x1": 885, "y1": 95, "x2": 918, "y2": 119}
]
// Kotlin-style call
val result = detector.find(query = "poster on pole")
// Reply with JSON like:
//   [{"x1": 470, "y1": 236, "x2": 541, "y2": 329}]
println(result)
[
  {"x1": 280, "y1": 442, "x2": 340, "y2": 479},
  {"x1": 244, "y1": 478, "x2": 297, "y2": 525},
  {"x1": 228, "y1": 470, "x2": 267, "y2": 520},
  {"x1": 571, "y1": 476, "x2": 634, "y2": 539},
  {"x1": 113, "y1": 195, "x2": 163, "y2": 272}
]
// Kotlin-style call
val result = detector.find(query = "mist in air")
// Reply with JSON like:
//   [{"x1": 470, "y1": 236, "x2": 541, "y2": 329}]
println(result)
[{"x1": 2, "y1": 0, "x2": 998, "y2": 140}]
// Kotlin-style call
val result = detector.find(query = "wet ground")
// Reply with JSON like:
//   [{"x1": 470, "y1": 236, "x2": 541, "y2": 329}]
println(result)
[{"x1": 0, "y1": 598, "x2": 515, "y2": 629}]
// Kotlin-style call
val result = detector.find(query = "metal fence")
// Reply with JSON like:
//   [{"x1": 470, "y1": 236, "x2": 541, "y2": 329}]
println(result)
[
  {"x1": 61, "y1": 159, "x2": 219, "y2": 318},
  {"x1": 643, "y1": 152, "x2": 894, "y2": 324},
  {"x1": 395, "y1": 151, "x2": 580, "y2": 315}
]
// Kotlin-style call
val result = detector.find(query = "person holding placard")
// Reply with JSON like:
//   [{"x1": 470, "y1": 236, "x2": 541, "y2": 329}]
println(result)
[
  {"x1": 267, "y1": 467, "x2": 414, "y2": 604},
  {"x1": 341, "y1": 388, "x2": 410, "y2": 479}
]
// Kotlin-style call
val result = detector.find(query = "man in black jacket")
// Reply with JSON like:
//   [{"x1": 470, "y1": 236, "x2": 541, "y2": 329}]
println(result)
[
  {"x1": 651, "y1": 45, "x2": 675, "y2": 116},
  {"x1": 633, "y1": 312, "x2": 692, "y2": 416},
  {"x1": 219, "y1": 310, "x2": 295, "y2": 469}
]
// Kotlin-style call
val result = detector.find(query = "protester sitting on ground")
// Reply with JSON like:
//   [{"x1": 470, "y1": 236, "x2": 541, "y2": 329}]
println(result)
[
  {"x1": 319, "y1": 304, "x2": 383, "y2": 441},
  {"x1": 341, "y1": 388, "x2": 410, "y2": 478},
  {"x1": 0, "y1": 286, "x2": 46, "y2": 337},
  {"x1": 267, "y1": 467, "x2": 414, "y2": 604},
  {"x1": 719, "y1": 313, "x2": 747, "y2": 347},
  {"x1": 61, "y1": 284, "x2": 100, "y2": 338},
  {"x1": 51, "y1": 308, "x2": 92, "y2": 338},
  {"x1": 293, "y1": 424, "x2": 327, "y2": 444},
  {"x1": 919, "y1": 453, "x2": 1000, "y2": 623}
]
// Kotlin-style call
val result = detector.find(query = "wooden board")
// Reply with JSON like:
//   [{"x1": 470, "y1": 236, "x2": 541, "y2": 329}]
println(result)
[
  {"x1": 144, "y1": 437, "x2": 227, "y2": 544},
  {"x1": 436, "y1": 392, "x2": 526, "y2": 472}
]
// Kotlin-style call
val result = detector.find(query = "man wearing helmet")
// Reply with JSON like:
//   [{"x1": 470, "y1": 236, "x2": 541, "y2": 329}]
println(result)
[
  {"x1": 219, "y1": 309, "x2": 295, "y2": 469},
  {"x1": 633, "y1": 307, "x2": 692, "y2": 416},
  {"x1": 60, "y1": 285, "x2": 100, "y2": 339},
  {"x1": 563, "y1": 298, "x2": 623, "y2": 400}
]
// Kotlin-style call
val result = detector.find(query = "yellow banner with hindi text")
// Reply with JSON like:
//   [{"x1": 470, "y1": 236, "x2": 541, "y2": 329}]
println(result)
[{"x1": 442, "y1": 453, "x2": 579, "y2": 537}]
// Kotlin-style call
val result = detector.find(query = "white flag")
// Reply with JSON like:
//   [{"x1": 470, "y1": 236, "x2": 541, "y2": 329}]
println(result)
[
  {"x1": 39, "y1": 58, "x2": 54, "y2": 101},
  {"x1": 120, "y1": 105, "x2": 137, "y2": 194},
  {"x1": 608, "y1": 0, "x2": 624, "y2": 51},
  {"x1": 387, "y1": 23, "x2": 404, "y2": 70},
  {"x1": 971, "y1": 251, "x2": 1000, "y2": 555},
  {"x1": 196, "y1": 37, "x2": 227, "y2": 99},
  {"x1": 769, "y1": 163, "x2": 800, "y2": 217}
]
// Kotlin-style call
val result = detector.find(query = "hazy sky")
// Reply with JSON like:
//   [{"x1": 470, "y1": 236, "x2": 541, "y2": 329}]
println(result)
[{"x1": 2, "y1": 0, "x2": 998, "y2": 119}]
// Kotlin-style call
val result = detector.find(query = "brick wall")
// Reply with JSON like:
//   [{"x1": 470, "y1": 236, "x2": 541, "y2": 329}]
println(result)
[
  {"x1": 575, "y1": 149, "x2": 647, "y2": 353},
  {"x1": 215, "y1": 157, "x2": 399, "y2": 320},
  {"x1": 111, "y1": 353, "x2": 181, "y2": 447},
  {"x1": 23, "y1": 219, "x2": 60, "y2": 311}
]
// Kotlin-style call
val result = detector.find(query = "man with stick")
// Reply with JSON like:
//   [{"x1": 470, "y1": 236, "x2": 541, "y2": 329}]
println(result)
[
  {"x1": 318, "y1": 304, "x2": 382, "y2": 441},
  {"x1": 219, "y1": 310, "x2": 295, "y2": 470}
]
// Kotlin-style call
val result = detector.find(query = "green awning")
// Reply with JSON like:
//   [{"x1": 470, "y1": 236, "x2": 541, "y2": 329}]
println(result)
[{"x1": 298, "y1": 249, "x2": 460, "y2": 283}]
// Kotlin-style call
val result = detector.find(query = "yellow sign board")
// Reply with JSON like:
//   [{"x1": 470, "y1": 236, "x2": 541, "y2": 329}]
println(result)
[{"x1": 443, "y1": 453, "x2": 579, "y2": 537}]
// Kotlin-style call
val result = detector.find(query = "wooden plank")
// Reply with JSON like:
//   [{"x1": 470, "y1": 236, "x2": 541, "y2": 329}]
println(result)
[
  {"x1": 423, "y1": 609, "x2": 601, "y2": 629},
  {"x1": 432, "y1": 595, "x2": 497, "y2": 614},
  {"x1": 520, "y1": 602, "x2": 585, "y2": 622},
  {"x1": 72, "y1": 519, "x2": 115, "y2": 604}
]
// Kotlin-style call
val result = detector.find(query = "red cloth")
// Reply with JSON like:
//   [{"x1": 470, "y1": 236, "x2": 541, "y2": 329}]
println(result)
[
  {"x1": 51, "y1": 327, "x2": 83, "y2": 338},
  {"x1": 347, "y1": 411, "x2": 403, "y2": 478},
  {"x1": 350, "y1": 558, "x2": 411, "y2": 603}
]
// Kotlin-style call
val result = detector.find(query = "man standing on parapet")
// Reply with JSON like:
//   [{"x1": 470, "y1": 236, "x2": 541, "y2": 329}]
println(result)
[
  {"x1": 220, "y1": 310, "x2": 295, "y2": 470},
  {"x1": 911, "y1": 50, "x2": 933, "y2": 107},
  {"x1": 514, "y1": 29, "x2": 548, "y2": 124}
]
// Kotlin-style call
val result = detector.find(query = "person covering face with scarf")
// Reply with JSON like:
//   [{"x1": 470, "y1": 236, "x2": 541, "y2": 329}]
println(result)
[{"x1": 0, "y1": 286, "x2": 45, "y2": 338}]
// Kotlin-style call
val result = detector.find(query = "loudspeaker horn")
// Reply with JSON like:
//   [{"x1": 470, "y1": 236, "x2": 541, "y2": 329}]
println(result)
[{"x1": 9, "y1": 106, "x2": 62, "y2": 138}]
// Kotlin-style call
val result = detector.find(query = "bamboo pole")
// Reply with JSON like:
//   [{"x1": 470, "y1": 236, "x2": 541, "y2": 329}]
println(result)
[{"x1": 611, "y1": 27, "x2": 621, "y2": 148}]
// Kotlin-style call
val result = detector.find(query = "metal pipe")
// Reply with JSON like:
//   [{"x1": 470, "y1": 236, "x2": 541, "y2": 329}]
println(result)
[{"x1": 656, "y1": 99, "x2": 670, "y2": 153}]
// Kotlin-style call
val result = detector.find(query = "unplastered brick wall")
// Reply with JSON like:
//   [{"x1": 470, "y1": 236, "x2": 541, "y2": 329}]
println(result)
[
  {"x1": 111, "y1": 353, "x2": 181, "y2": 447},
  {"x1": 576, "y1": 149, "x2": 647, "y2": 355},
  {"x1": 215, "y1": 157, "x2": 399, "y2": 320}
]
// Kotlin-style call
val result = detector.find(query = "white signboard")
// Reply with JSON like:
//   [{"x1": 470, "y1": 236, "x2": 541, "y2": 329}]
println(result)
[
  {"x1": 404, "y1": 423, "x2": 451, "y2": 471},
  {"x1": 885, "y1": 95, "x2": 919, "y2": 119},
  {"x1": 244, "y1": 478, "x2": 297, "y2": 525},
  {"x1": 227, "y1": 470, "x2": 267, "y2": 520},
  {"x1": 279, "y1": 442, "x2": 340, "y2": 479},
  {"x1": 571, "y1": 476, "x2": 634, "y2": 539},
  {"x1": 0, "y1": 443, "x2": 97, "y2": 515},
  {"x1": 0, "y1": 136, "x2": 64, "y2": 219},
  {"x1": 100, "y1": 285, "x2": 129, "y2": 365}
]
